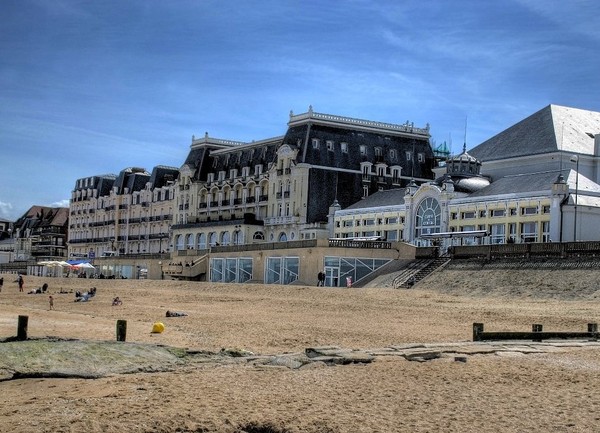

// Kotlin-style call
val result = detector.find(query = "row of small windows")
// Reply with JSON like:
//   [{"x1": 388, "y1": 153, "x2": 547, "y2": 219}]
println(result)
[
  {"x1": 451, "y1": 205, "x2": 550, "y2": 220},
  {"x1": 336, "y1": 221, "x2": 551, "y2": 244},
  {"x1": 337, "y1": 230, "x2": 403, "y2": 241},
  {"x1": 311, "y1": 139, "x2": 426, "y2": 162},
  {"x1": 338, "y1": 216, "x2": 406, "y2": 228},
  {"x1": 312, "y1": 139, "x2": 349, "y2": 153},
  {"x1": 212, "y1": 147, "x2": 272, "y2": 168},
  {"x1": 207, "y1": 165, "x2": 264, "y2": 183}
]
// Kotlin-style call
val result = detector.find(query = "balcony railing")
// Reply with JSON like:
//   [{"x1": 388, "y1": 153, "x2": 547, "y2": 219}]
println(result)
[{"x1": 264, "y1": 216, "x2": 299, "y2": 225}]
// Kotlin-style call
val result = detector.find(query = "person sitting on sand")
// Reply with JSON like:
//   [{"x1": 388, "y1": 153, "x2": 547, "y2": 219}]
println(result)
[
  {"x1": 41, "y1": 283, "x2": 48, "y2": 293},
  {"x1": 166, "y1": 310, "x2": 188, "y2": 317},
  {"x1": 112, "y1": 297, "x2": 122, "y2": 306},
  {"x1": 75, "y1": 291, "x2": 91, "y2": 302}
]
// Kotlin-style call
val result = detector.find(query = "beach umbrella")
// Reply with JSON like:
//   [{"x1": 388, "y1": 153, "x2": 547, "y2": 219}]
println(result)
[{"x1": 75, "y1": 262, "x2": 95, "y2": 269}]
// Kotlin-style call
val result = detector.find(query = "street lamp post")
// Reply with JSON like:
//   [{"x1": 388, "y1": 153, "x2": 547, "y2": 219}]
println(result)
[{"x1": 570, "y1": 155, "x2": 579, "y2": 241}]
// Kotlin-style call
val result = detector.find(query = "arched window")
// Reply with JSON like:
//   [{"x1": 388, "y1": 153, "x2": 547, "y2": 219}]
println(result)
[
  {"x1": 176, "y1": 234, "x2": 185, "y2": 251},
  {"x1": 233, "y1": 230, "x2": 244, "y2": 245},
  {"x1": 278, "y1": 232, "x2": 288, "y2": 242},
  {"x1": 221, "y1": 231, "x2": 230, "y2": 246},
  {"x1": 415, "y1": 197, "x2": 441, "y2": 238},
  {"x1": 209, "y1": 232, "x2": 218, "y2": 246},
  {"x1": 196, "y1": 233, "x2": 206, "y2": 249},
  {"x1": 186, "y1": 234, "x2": 194, "y2": 249},
  {"x1": 253, "y1": 231, "x2": 264, "y2": 240}
]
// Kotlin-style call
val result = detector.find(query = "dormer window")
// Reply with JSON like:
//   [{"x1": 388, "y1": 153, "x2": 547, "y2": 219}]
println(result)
[
  {"x1": 340, "y1": 142, "x2": 348, "y2": 153},
  {"x1": 360, "y1": 145, "x2": 367, "y2": 155},
  {"x1": 312, "y1": 138, "x2": 320, "y2": 149},
  {"x1": 326, "y1": 140, "x2": 334, "y2": 151}
]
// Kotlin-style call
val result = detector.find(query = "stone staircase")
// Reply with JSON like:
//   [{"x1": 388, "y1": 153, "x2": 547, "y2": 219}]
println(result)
[
  {"x1": 392, "y1": 257, "x2": 451, "y2": 289},
  {"x1": 162, "y1": 254, "x2": 208, "y2": 281},
  {"x1": 352, "y1": 259, "x2": 413, "y2": 288}
]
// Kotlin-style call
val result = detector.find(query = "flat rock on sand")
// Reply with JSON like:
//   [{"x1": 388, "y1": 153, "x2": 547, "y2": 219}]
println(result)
[{"x1": 0, "y1": 338, "x2": 190, "y2": 380}]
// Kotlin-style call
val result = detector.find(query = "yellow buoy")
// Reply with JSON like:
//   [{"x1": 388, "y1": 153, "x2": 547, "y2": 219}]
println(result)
[{"x1": 152, "y1": 322, "x2": 165, "y2": 333}]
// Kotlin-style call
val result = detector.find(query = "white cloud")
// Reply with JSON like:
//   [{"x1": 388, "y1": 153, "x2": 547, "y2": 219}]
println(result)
[
  {"x1": 0, "y1": 201, "x2": 14, "y2": 220},
  {"x1": 50, "y1": 199, "x2": 70, "y2": 209}
]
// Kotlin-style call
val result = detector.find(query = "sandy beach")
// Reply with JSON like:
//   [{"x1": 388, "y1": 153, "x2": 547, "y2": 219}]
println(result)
[{"x1": 1, "y1": 270, "x2": 600, "y2": 433}]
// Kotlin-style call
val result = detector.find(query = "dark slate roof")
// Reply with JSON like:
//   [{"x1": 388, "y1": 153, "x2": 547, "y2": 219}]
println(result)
[
  {"x1": 469, "y1": 105, "x2": 600, "y2": 161},
  {"x1": 181, "y1": 136, "x2": 283, "y2": 182},
  {"x1": 209, "y1": 139, "x2": 281, "y2": 175},
  {"x1": 467, "y1": 170, "x2": 565, "y2": 198},
  {"x1": 73, "y1": 174, "x2": 117, "y2": 193},
  {"x1": 148, "y1": 166, "x2": 179, "y2": 189},
  {"x1": 96, "y1": 176, "x2": 116, "y2": 196},
  {"x1": 283, "y1": 123, "x2": 434, "y2": 180},
  {"x1": 14, "y1": 206, "x2": 69, "y2": 231},
  {"x1": 344, "y1": 188, "x2": 406, "y2": 210},
  {"x1": 113, "y1": 167, "x2": 151, "y2": 194}
]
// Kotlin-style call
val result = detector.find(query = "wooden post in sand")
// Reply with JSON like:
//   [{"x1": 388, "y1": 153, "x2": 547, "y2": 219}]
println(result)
[
  {"x1": 473, "y1": 323, "x2": 484, "y2": 341},
  {"x1": 17, "y1": 315, "x2": 28, "y2": 341},
  {"x1": 588, "y1": 323, "x2": 598, "y2": 339},
  {"x1": 116, "y1": 319, "x2": 127, "y2": 342}
]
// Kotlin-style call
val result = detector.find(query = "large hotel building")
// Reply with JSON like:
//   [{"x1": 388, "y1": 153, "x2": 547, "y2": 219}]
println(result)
[{"x1": 67, "y1": 104, "x2": 600, "y2": 284}]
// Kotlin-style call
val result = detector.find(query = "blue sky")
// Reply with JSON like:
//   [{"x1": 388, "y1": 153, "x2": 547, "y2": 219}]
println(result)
[{"x1": 1, "y1": 0, "x2": 600, "y2": 221}]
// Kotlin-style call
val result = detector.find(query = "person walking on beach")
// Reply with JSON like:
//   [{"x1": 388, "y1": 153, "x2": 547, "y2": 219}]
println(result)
[
  {"x1": 317, "y1": 271, "x2": 325, "y2": 287},
  {"x1": 48, "y1": 295, "x2": 54, "y2": 310},
  {"x1": 0, "y1": 276, "x2": 3, "y2": 292},
  {"x1": 18, "y1": 274, "x2": 24, "y2": 292}
]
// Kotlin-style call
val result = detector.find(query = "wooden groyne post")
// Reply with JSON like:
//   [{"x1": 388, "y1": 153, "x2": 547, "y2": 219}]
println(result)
[
  {"x1": 473, "y1": 322, "x2": 598, "y2": 342},
  {"x1": 17, "y1": 315, "x2": 28, "y2": 340},
  {"x1": 116, "y1": 319, "x2": 127, "y2": 342}
]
